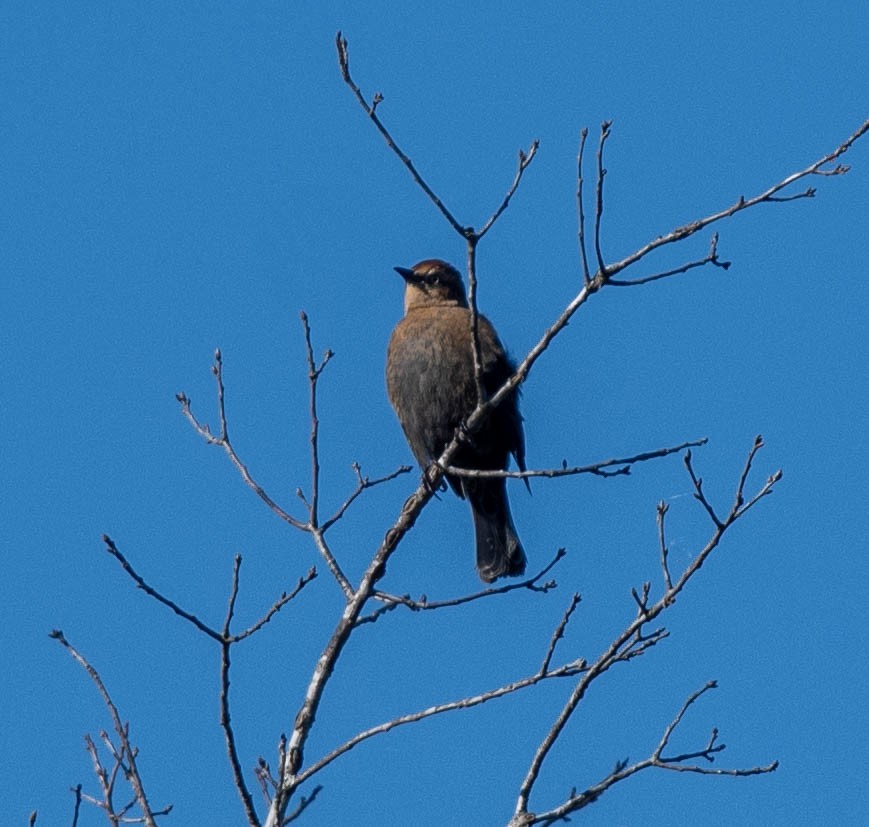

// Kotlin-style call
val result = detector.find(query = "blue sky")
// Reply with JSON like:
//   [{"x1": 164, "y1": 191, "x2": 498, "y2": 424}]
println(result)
[{"x1": 3, "y1": 3, "x2": 868, "y2": 825}]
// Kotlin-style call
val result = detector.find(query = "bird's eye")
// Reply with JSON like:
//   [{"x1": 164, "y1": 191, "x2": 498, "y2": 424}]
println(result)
[{"x1": 425, "y1": 274, "x2": 439, "y2": 286}]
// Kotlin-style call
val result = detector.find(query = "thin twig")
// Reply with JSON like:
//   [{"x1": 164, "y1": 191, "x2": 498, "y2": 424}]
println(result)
[
  {"x1": 284, "y1": 785, "x2": 324, "y2": 824},
  {"x1": 297, "y1": 312, "x2": 356, "y2": 599},
  {"x1": 631, "y1": 581, "x2": 652, "y2": 618},
  {"x1": 176, "y1": 362, "x2": 306, "y2": 532},
  {"x1": 321, "y1": 462, "x2": 413, "y2": 531},
  {"x1": 657, "y1": 501, "x2": 673, "y2": 592},
  {"x1": 478, "y1": 140, "x2": 540, "y2": 238},
  {"x1": 336, "y1": 31, "x2": 465, "y2": 235},
  {"x1": 70, "y1": 784, "x2": 82, "y2": 827},
  {"x1": 232, "y1": 567, "x2": 317, "y2": 642},
  {"x1": 83, "y1": 734, "x2": 116, "y2": 824},
  {"x1": 300, "y1": 311, "x2": 334, "y2": 530},
  {"x1": 593, "y1": 121, "x2": 612, "y2": 275},
  {"x1": 733, "y1": 433, "x2": 764, "y2": 511},
  {"x1": 359, "y1": 548, "x2": 566, "y2": 625},
  {"x1": 221, "y1": 556, "x2": 262, "y2": 827},
  {"x1": 608, "y1": 232, "x2": 731, "y2": 287},
  {"x1": 444, "y1": 437, "x2": 707, "y2": 480},
  {"x1": 576, "y1": 127, "x2": 591, "y2": 283},
  {"x1": 337, "y1": 31, "x2": 539, "y2": 247},
  {"x1": 102, "y1": 534, "x2": 222, "y2": 640},
  {"x1": 255, "y1": 758, "x2": 275, "y2": 806},
  {"x1": 540, "y1": 593, "x2": 582, "y2": 676},
  {"x1": 683, "y1": 449, "x2": 723, "y2": 528},
  {"x1": 739, "y1": 469, "x2": 783, "y2": 515},
  {"x1": 224, "y1": 555, "x2": 242, "y2": 636},
  {"x1": 654, "y1": 682, "x2": 725, "y2": 766}
]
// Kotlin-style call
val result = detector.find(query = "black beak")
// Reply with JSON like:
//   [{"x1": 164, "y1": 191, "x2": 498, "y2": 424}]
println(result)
[{"x1": 394, "y1": 266, "x2": 418, "y2": 283}]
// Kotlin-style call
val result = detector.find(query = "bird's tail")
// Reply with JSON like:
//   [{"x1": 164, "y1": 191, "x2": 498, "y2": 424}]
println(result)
[{"x1": 465, "y1": 478, "x2": 526, "y2": 583}]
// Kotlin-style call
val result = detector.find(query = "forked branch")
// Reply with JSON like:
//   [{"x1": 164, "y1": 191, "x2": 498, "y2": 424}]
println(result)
[
  {"x1": 337, "y1": 31, "x2": 539, "y2": 408},
  {"x1": 50, "y1": 631, "x2": 170, "y2": 826},
  {"x1": 523, "y1": 682, "x2": 778, "y2": 826},
  {"x1": 512, "y1": 438, "x2": 781, "y2": 822},
  {"x1": 98, "y1": 537, "x2": 314, "y2": 825}
]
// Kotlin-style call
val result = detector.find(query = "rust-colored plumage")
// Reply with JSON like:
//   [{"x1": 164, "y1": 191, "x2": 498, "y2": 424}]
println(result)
[{"x1": 386, "y1": 259, "x2": 526, "y2": 582}]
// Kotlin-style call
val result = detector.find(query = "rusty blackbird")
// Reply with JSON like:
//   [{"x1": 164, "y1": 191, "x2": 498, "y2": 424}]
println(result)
[{"x1": 386, "y1": 259, "x2": 527, "y2": 582}]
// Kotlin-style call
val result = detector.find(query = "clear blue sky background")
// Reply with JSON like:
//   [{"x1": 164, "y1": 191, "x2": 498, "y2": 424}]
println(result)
[{"x1": 3, "y1": 3, "x2": 867, "y2": 825}]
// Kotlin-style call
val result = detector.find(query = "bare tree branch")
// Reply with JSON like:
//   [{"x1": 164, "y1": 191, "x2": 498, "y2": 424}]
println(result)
[
  {"x1": 444, "y1": 437, "x2": 708, "y2": 481},
  {"x1": 221, "y1": 557, "x2": 263, "y2": 827},
  {"x1": 260, "y1": 37, "x2": 866, "y2": 827},
  {"x1": 597, "y1": 116, "x2": 869, "y2": 284},
  {"x1": 163, "y1": 37, "x2": 865, "y2": 826},
  {"x1": 337, "y1": 31, "x2": 539, "y2": 412},
  {"x1": 576, "y1": 127, "x2": 592, "y2": 284},
  {"x1": 466, "y1": 243, "x2": 486, "y2": 406},
  {"x1": 98, "y1": 536, "x2": 314, "y2": 823},
  {"x1": 478, "y1": 141, "x2": 540, "y2": 239},
  {"x1": 50, "y1": 631, "x2": 168, "y2": 826},
  {"x1": 335, "y1": 31, "x2": 465, "y2": 236},
  {"x1": 593, "y1": 120, "x2": 612, "y2": 274},
  {"x1": 265, "y1": 478, "x2": 441, "y2": 825},
  {"x1": 232, "y1": 568, "x2": 318, "y2": 643},
  {"x1": 359, "y1": 548, "x2": 566, "y2": 625},
  {"x1": 177, "y1": 342, "x2": 356, "y2": 597},
  {"x1": 657, "y1": 500, "x2": 673, "y2": 592},
  {"x1": 297, "y1": 312, "x2": 356, "y2": 599},
  {"x1": 102, "y1": 534, "x2": 222, "y2": 640},
  {"x1": 102, "y1": 535, "x2": 313, "y2": 645},
  {"x1": 83, "y1": 735, "x2": 116, "y2": 825},
  {"x1": 336, "y1": 30, "x2": 539, "y2": 247},
  {"x1": 540, "y1": 593, "x2": 582, "y2": 676},
  {"x1": 176, "y1": 353, "x2": 306, "y2": 532},
  {"x1": 511, "y1": 438, "x2": 781, "y2": 821},
  {"x1": 321, "y1": 462, "x2": 413, "y2": 532},
  {"x1": 608, "y1": 232, "x2": 731, "y2": 287},
  {"x1": 684, "y1": 448, "x2": 724, "y2": 528},
  {"x1": 525, "y1": 682, "x2": 777, "y2": 826},
  {"x1": 465, "y1": 117, "x2": 869, "y2": 440},
  {"x1": 296, "y1": 656, "x2": 587, "y2": 788},
  {"x1": 300, "y1": 311, "x2": 333, "y2": 536},
  {"x1": 283, "y1": 784, "x2": 323, "y2": 824},
  {"x1": 70, "y1": 785, "x2": 82, "y2": 827}
]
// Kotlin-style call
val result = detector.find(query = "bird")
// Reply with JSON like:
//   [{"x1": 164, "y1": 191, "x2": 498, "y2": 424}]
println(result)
[{"x1": 386, "y1": 258, "x2": 527, "y2": 583}]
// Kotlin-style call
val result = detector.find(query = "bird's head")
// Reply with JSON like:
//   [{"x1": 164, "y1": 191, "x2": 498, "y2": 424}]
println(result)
[{"x1": 394, "y1": 259, "x2": 468, "y2": 311}]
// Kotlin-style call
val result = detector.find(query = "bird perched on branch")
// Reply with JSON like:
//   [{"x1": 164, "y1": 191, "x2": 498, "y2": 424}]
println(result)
[{"x1": 386, "y1": 259, "x2": 527, "y2": 582}]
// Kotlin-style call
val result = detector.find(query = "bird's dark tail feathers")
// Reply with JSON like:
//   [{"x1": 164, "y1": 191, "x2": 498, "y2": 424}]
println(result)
[{"x1": 465, "y1": 478, "x2": 526, "y2": 583}]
